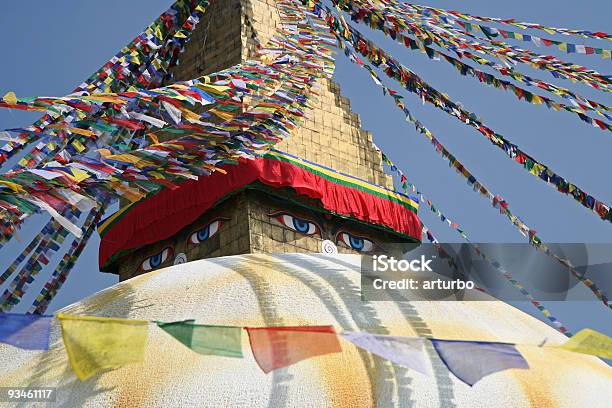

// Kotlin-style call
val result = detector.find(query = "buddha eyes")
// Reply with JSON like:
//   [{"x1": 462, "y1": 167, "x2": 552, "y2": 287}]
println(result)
[
  {"x1": 269, "y1": 211, "x2": 321, "y2": 236},
  {"x1": 269, "y1": 211, "x2": 376, "y2": 252},
  {"x1": 337, "y1": 232, "x2": 374, "y2": 253},
  {"x1": 140, "y1": 247, "x2": 173, "y2": 272},
  {"x1": 137, "y1": 218, "x2": 227, "y2": 273},
  {"x1": 189, "y1": 219, "x2": 226, "y2": 244}
]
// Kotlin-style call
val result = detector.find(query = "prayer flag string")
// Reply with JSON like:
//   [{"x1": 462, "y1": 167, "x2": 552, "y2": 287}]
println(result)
[
  {"x1": 323, "y1": 6, "x2": 610, "y2": 310},
  {"x1": 1, "y1": 312, "x2": 609, "y2": 384}
]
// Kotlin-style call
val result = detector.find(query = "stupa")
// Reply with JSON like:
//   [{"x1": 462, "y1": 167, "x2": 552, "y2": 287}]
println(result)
[{"x1": 0, "y1": 1, "x2": 610, "y2": 407}]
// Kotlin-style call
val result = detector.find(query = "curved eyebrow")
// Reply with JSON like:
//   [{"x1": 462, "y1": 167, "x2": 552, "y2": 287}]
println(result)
[
  {"x1": 267, "y1": 210, "x2": 323, "y2": 232},
  {"x1": 335, "y1": 230, "x2": 380, "y2": 251},
  {"x1": 139, "y1": 246, "x2": 174, "y2": 271},
  {"x1": 185, "y1": 217, "x2": 230, "y2": 241},
  {"x1": 187, "y1": 216, "x2": 231, "y2": 232},
  {"x1": 334, "y1": 230, "x2": 373, "y2": 241},
  {"x1": 142, "y1": 246, "x2": 173, "y2": 259}
]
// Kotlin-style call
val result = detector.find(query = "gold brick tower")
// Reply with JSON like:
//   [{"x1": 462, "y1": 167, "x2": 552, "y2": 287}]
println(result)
[{"x1": 113, "y1": 0, "x2": 406, "y2": 280}]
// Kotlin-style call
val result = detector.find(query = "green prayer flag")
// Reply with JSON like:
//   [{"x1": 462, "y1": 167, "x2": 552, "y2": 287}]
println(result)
[{"x1": 157, "y1": 320, "x2": 242, "y2": 358}]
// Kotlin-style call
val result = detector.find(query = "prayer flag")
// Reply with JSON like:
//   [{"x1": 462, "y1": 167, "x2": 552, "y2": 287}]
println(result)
[
  {"x1": 558, "y1": 328, "x2": 612, "y2": 359},
  {"x1": 157, "y1": 320, "x2": 242, "y2": 358},
  {"x1": 342, "y1": 332, "x2": 432, "y2": 376},
  {"x1": 58, "y1": 313, "x2": 148, "y2": 381},
  {"x1": 2, "y1": 91, "x2": 17, "y2": 105},
  {"x1": 0, "y1": 313, "x2": 52, "y2": 350},
  {"x1": 246, "y1": 325, "x2": 341, "y2": 373},
  {"x1": 431, "y1": 339, "x2": 528, "y2": 386}
]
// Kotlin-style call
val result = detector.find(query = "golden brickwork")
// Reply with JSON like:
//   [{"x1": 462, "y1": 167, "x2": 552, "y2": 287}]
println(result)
[
  {"x1": 243, "y1": 0, "x2": 392, "y2": 187},
  {"x1": 169, "y1": 0, "x2": 393, "y2": 188},
  {"x1": 170, "y1": 0, "x2": 243, "y2": 81},
  {"x1": 275, "y1": 77, "x2": 393, "y2": 187}
]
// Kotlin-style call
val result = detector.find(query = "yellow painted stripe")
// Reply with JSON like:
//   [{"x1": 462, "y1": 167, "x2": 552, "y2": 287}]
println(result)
[{"x1": 98, "y1": 203, "x2": 134, "y2": 235}]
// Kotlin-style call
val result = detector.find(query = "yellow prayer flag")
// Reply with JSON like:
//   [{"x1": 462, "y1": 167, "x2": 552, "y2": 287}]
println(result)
[
  {"x1": 558, "y1": 328, "x2": 612, "y2": 359},
  {"x1": 96, "y1": 148, "x2": 111, "y2": 157},
  {"x1": 69, "y1": 128, "x2": 96, "y2": 138},
  {"x1": 107, "y1": 153, "x2": 142, "y2": 165},
  {"x1": 205, "y1": 164, "x2": 227, "y2": 175},
  {"x1": 62, "y1": 168, "x2": 90, "y2": 183},
  {"x1": 3, "y1": 91, "x2": 17, "y2": 105},
  {"x1": 179, "y1": 106, "x2": 203, "y2": 123},
  {"x1": 154, "y1": 25, "x2": 164, "y2": 40},
  {"x1": 148, "y1": 133, "x2": 160, "y2": 145},
  {"x1": 196, "y1": 84, "x2": 231, "y2": 94},
  {"x1": 71, "y1": 139, "x2": 87, "y2": 153},
  {"x1": 530, "y1": 163, "x2": 545, "y2": 176},
  {"x1": 58, "y1": 314, "x2": 148, "y2": 381},
  {"x1": 82, "y1": 95, "x2": 127, "y2": 104},
  {"x1": 113, "y1": 183, "x2": 146, "y2": 202},
  {"x1": 603, "y1": 50, "x2": 611, "y2": 59},
  {"x1": 167, "y1": 83, "x2": 188, "y2": 90},
  {"x1": 0, "y1": 180, "x2": 25, "y2": 193},
  {"x1": 149, "y1": 171, "x2": 167, "y2": 179},
  {"x1": 209, "y1": 108, "x2": 237, "y2": 121},
  {"x1": 165, "y1": 93, "x2": 189, "y2": 102}
]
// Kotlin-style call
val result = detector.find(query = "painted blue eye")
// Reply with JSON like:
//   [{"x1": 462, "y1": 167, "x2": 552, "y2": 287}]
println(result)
[
  {"x1": 189, "y1": 219, "x2": 224, "y2": 244},
  {"x1": 140, "y1": 247, "x2": 173, "y2": 271},
  {"x1": 293, "y1": 218, "x2": 310, "y2": 233},
  {"x1": 338, "y1": 232, "x2": 374, "y2": 252},
  {"x1": 349, "y1": 235, "x2": 365, "y2": 251},
  {"x1": 197, "y1": 226, "x2": 210, "y2": 241},
  {"x1": 150, "y1": 252, "x2": 163, "y2": 267},
  {"x1": 271, "y1": 213, "x2": 320, "y2": 236}
]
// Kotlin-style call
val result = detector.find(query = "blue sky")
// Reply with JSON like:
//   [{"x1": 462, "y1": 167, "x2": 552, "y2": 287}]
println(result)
[{"x1": 0, "y1": 1, "x2": 610, "y2": 338}]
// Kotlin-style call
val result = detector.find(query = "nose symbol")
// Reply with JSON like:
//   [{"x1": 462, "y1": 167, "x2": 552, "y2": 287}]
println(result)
[
  {"x1": 174, "y1": 253, "x2": 188, "y2": 265},
  {"x1": 321, "y1": 240, "x2": 338, "y2": 254}
]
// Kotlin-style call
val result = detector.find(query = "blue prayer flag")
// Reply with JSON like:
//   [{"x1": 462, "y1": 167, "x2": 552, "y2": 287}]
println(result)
[
  {"x1": 431, "y1": 339, "x2": 529, "y2": 386},
  {"x1": 0, "y1": 313, "x2": 53, "y2": 350}
]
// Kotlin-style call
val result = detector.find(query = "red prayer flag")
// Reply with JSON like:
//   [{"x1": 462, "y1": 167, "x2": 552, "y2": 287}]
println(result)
[{"x1": 246, "y1": 325, "x2": 341, "y2": 373}]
